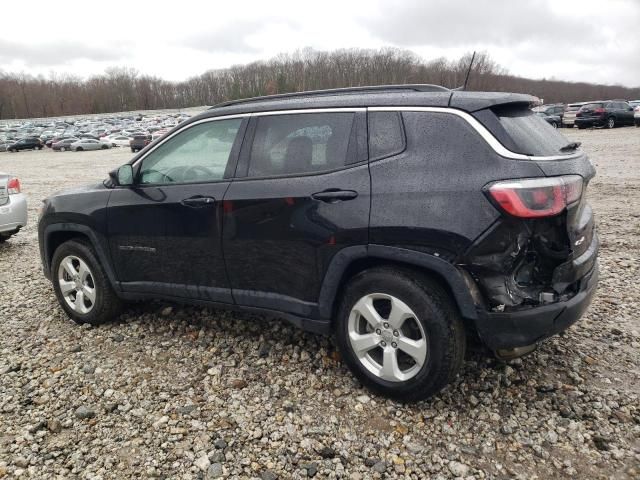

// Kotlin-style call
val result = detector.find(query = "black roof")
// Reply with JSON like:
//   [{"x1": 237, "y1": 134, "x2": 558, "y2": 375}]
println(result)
[{"x1": 193, "y1": 85, "x2": 536, "y2": 122}]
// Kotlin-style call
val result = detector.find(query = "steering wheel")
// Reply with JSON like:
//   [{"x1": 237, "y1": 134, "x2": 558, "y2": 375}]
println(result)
[
  {"x1": 183, "y1": 165, "x2": 214, "y2": 181},
  {"x1": 141, "y1": 169, "x2": 174, "y2": 184}
]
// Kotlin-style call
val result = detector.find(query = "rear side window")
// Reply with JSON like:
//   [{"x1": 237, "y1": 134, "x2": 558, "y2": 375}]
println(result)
[
  {"x1": 368, "y1": 112, "x2": 405, "y2": 160},
  {"x1": 474, "y1": 105, "x2": 570, "y2": 156},
  {"x1": 582, "y1": 103, "x2": 603, "y2": 110},
  {"x1": 247, "y1": 113, "x2": 355, "y2": 177}
]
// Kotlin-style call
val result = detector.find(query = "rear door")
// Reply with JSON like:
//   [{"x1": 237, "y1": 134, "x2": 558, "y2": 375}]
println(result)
[
  {"x1": 107, "y1": 116, "x2": 247, "y2": 303},
  {"x1": 222, "y1": 110, "x2": 369, "y2": 315}
]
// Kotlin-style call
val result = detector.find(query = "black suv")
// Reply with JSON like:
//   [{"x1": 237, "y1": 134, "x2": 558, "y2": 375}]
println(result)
[
  {"x1": 6, "y1": 137, "x2": 43, "y2": 152},
  {"x1": 575, "y1": 100, "x2": 635, "y2": 129},
  {"x1": 38, "y1": 85, "x2": 598, "y2": 401},
  {"x1": 130, "y1": 134, "x2": 151, "y2": 153}
]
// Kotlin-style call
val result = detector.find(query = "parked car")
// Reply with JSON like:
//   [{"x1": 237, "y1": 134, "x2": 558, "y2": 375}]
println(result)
[
  {"x1": 38, "y1": 85, "x2": 598, "y2": 401},
  {"x1": 1, "y1": 173, "x2": 27, "y2": 242},
  {"x1": 575, "y1": 100, "x2": 635, "y2": 129},
  {"x1": 130, "y1": 134, "x2": 151, "y2": 152},
  {"x1": 534, "y1": 104, "x2": 565, "y2": 126},
  {"x1": 106, "y1": 135, "x2": 133, "y2": 147},
  {"x1": 535, "y1": 111, "x2": 561, "y2": 128},
  {"x1": 0, "y1": 142, "x2": 9, "y2": 152},
  {"x1": 562, "y1": 102, "x2": 588, "y2": 127},
  {"x1": 70, "y1": 139, "x2": 112, "y2": 151},
  {"x1": 52, "y1": 138, "x2": 80, "y2": 151},
  {"x1": 6, "y1": 137, "x2": 43, "y2": 152}
]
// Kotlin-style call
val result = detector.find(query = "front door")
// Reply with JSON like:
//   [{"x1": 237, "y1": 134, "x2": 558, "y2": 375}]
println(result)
[
  {"x1": 107, "y1": 117, "x2": 246, "y2": 303},
  {"x1": 222, "y1": 110, "x2": 370, "y2": 315}
]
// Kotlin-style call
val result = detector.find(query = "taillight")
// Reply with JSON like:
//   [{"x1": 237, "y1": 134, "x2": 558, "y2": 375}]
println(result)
[
  {"x1": 7, "y1": 177, "x2": 21, "y2": 195},
  {"x1": 485, "y1": 175, "x2": 583, "y2": 218},
  {"x1": 593, "y1": 108, "x2": 606, "y2": 114}
]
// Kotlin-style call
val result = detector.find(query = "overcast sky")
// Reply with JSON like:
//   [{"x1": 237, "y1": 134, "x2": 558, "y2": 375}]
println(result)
[{"x1": 1, "y1": 0, "x2": 638, "y2": 87}]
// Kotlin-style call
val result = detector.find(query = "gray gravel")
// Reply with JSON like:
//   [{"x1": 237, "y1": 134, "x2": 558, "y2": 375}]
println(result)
[{"x1": 1, "y1": 127, "x2": 639, "y2": 479}]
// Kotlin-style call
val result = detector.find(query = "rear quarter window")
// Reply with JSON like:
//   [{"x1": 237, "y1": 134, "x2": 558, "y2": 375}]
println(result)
[{"x1": 474, "y1": 105, "x2": 571, "y2": 156}]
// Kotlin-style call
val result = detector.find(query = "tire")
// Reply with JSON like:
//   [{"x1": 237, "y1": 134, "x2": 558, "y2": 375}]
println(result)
[
  {"x1": 607, "y1": 117, "x2": 615, "y2": 129},
  {"x1": 51, "y1": 239, "x2": 122, "y2": 325},
  {"x1": 101, "y1": 145, "x2": 108, "y2": 149},
  {"x1": 60, "y1": 147, "x2": 66, "y2": 152},
  {"x1": 0, "y1": 236, "x2": 7, "y2": 243},
  {"x1": 577, "y1": 125, "x2": 586, "y2": 130},
  {"x1": 335, "y1": 267, "x2": 466, "y2": 401},
  {"x1": 131, "y1": 148, "x2": 136, "y2": 153},
  {"x1": 551, "y1": 121, "x2": 558, "y2": 129},
  {"x1": 76, "y1": 147, "x2": 83, "y2": 151}
]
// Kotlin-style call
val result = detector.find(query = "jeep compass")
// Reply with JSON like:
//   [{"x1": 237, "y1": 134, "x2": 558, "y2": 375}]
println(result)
[{"x1": 38, "y1": 85, "x2": 598, "y2": 401}]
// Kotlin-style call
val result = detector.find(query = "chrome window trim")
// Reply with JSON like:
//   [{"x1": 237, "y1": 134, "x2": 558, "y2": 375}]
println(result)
[
  {"x1": 368, "y1": 106, "x2": 581, "y2": 161},
  {"x1": 134, "y1": 109, "x2": 364, "y2": 168},
  {"x1": 135, "y1": 106, "x2": 579, "y2": 168}
]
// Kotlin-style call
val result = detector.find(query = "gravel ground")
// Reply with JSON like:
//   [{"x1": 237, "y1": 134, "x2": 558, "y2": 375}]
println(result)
[{"x1": 1, "y1": 127, "x2": 639, "y2": 479}]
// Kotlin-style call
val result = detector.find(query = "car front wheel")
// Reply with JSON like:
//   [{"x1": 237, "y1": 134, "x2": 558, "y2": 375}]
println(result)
[
  {"x1": 607, "y1": 117, "x2": 615, "y2": 129},
  {"x1": 335, "y1": 267, "x2": 466, "y2": 401},
  {"x1": 52, "y1": 239, "x2": 122, "y2": 325}
]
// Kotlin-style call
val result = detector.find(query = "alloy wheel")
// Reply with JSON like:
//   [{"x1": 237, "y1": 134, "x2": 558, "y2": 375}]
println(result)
[
  {"x1": 57, "y1": 255, "x2": 96, "y2": 314},
  {"x1": 348, "y1": 293, "x2": 428, "y2": 382}
]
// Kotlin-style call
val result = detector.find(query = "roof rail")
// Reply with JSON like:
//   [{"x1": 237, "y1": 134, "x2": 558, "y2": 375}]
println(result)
[{"x1": 210, "y1": 84, "x2": 450, "y2": 109}]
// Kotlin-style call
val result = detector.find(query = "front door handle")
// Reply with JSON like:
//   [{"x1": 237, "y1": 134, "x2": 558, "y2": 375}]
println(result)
[
  {"x1": 311, "y1": 189, "x2": 358, "y2": 203},
  {"x1": 181, "y1": 196, "x2": 216, "y2": 207}
]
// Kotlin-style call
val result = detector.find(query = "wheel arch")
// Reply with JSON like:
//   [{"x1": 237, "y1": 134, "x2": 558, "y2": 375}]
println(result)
[
  {"x1": 318, "y1": 245, "x2": 482, "y2": 326},
  {"x1": 43, "y1": 223, "x2": 119, "y2": 291}
]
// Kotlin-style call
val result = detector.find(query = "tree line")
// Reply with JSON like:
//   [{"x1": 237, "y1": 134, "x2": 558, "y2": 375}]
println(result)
[{"x1": 1, "y1": 48, "x2": 638, "y2": 119}]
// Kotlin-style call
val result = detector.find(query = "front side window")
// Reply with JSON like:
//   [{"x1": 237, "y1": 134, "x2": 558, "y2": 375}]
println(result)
[
  {"x1": 247, "y1": 113, "x2": 355, "y2": 177},
  {"x1": 139, "y1": 119, "x2": 241, "y2": 185}
]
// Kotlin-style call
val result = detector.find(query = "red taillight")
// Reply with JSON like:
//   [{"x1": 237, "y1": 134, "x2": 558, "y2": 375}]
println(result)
[
  {"x1": 486, "y1": 175, "x2": 583, "y2": 218},
  {"x1": 7, "y1": 177, "x2": 21, "y2": 195}
]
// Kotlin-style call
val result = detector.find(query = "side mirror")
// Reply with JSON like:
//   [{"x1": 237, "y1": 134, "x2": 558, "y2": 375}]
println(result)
[{"x1": 109, "y1": 164, "x2": 134, "y2": 187}]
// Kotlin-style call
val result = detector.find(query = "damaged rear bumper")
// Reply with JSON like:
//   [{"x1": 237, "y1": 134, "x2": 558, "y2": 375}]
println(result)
[{"x1": 474, "y1": 259, "x2": 599, "y2": 351}]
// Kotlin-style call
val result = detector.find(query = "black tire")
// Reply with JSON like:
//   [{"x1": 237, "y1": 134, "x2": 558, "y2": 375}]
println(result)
[
  {"x1": 101, "y1": 145, "x2": 108, "y2": 149},
  {"x1": 607, "y1": 117, "x2": 615, "y2": 129},
  {"x1": 76, "y1": 147, "x2": 83, "y2": 151},
  {"x1": 551, "y1": 121, "x2": 558, "y2": 129},
  {"x1": 0, "y1": 236, "x2": 7, "y2": 243},
  {"x1": 577, "y1": 125, "x2": 586, "y2": 130},
  {"x1": 335, "y1": 267, "x2": 466, "y2": 402},
  {"x1": 131, "y1": 148, "x2": 137, "y2": 153},
  {"x1": 51, "y1": 239, "x2": 122, "y2": 325}
]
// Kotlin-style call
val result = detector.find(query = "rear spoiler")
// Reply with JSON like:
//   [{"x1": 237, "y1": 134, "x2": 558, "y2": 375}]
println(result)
[{"x1": 449, "y1": 91, "x2": 541, "y2": 112}]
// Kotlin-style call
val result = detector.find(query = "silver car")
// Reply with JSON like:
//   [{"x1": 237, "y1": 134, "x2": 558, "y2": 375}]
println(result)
[
  {"x1": 0, "y1": 173, "x2": 27, "y2": 242},
  {"x1": 70, "y1": 139, "x2": 112, "y2": 152}
]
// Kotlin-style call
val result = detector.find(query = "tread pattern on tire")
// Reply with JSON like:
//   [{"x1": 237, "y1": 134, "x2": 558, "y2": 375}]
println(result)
[
  {"x1": 51, "y1": 239, "x2": 122, "y2": 326},
  {"x1": 335, "y1": 266, "x2": 466, "y2": 402}
]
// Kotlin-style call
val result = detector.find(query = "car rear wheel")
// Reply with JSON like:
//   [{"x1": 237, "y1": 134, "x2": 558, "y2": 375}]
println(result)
[
  {"x1": 335, "y1": 267, "x2": 466, "y2": 401},
  {"x1": 551, "y1": 121, "x2": 558, "y2": 129},
  {"x1": 52, "y1": 239, "x2": 122, "y2": 325},
  {"x1": 607, "y1": 117, "x2": 615, "y2": 129},
  {"x1": 76, "y1": 147, "x2": 83, "y2": 151}
]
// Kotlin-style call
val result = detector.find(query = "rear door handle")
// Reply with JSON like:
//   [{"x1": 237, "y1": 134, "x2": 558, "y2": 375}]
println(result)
[
  {"x1": 311, "y1": 189, "x2": 358, "y2": 203},
  {"x1": 181, "y1": 196, "x2": 216, "y2": 207}
]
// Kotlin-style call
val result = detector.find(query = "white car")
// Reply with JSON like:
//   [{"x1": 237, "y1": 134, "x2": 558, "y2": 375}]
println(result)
[
  {"x1": 70, "y1": 139, "x2": 112, "y2": 152},
  {"x1": 0, "y1": 173, "x2": 27, "y2": 242},
  {"x1": 106, "y1": 135, "x2": 133, "y2": 147}
]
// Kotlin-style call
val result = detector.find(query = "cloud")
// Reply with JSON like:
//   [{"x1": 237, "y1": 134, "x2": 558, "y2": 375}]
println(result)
[
  {"x1": 0, "y1": 39, "x2": 126, "y2": 67},
  {"x1": 183, "y1": 20, "x2": 285, "y2": 54}
]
